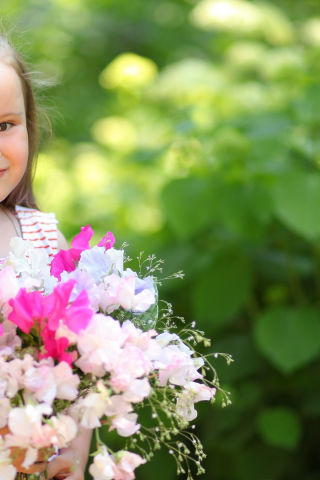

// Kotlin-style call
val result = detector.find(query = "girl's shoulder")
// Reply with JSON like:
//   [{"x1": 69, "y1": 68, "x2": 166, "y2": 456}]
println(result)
[{"x1": 15, "y1": 205, "x2": 59, "y2": 263}]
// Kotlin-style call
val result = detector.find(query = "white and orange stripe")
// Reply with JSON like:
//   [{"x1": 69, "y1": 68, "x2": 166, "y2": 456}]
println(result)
[{"x1": 15, "y1": 206, "x2": 59, "y2": 267}]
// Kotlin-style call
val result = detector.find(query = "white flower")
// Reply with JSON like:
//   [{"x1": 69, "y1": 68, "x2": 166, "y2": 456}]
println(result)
[
  {"x1": 21, "y1": 447, "x2": 38, "y2": 469},
  {"x1": 50, "y1": 414, "x2": 77, "y2": 448},
  {"x1": 0, "y1": 267, "x2": 19, "y2": 319},
  {"x1": 155, "y1": 332, "x2": 179, "y2": 348},
  {"x1": 0, "y1": 448, "x2": 16, "y2": 480},
  {"x1": 176, "y1": 382, "x2": 216, "y2": 422},
  {"x1": 89, "y1": 446, "x2": 116, "y2": 480},
  {"x1": 8, "y1": 403, "x2": 52, "y2": 439},
  {"x1": 53, "y1": 362, "x2": 80, "y2": 401},
  {"x1": 122, "y1": 378, "x2": 151, "y2": 403},
  {"x1": 105, "y1": 248, "x2": 124, "y2": 276},
  {"x1": 78, "y1": 247, "x2": 124, "y2": 283},
  {"x1": 73, "y1": 389, "x2": 111, "y2": 429},
  {"x1": 0, "y1": 398, "x2": 10, "y2": 429},
  {"x1": 110, "y1": 412, "x2": 140, "y2": 438},
  {"x1": 75, "y1": 315, "x2": 127, "y2": 376}
]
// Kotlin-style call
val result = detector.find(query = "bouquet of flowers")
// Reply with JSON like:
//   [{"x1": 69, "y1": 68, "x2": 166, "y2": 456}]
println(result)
[{"x1": 0, "y1": 226, "x2": 232, "y2": 480}]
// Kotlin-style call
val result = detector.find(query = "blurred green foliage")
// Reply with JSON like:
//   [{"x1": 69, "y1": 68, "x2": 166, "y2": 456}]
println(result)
[{"x1": 3, "y1": 0, "x2": 320, "y2": 478}]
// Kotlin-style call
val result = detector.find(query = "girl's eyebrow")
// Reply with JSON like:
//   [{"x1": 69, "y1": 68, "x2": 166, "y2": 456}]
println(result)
[{"x1": 0, "y1": 112, "x2": 24, "y2": 117}]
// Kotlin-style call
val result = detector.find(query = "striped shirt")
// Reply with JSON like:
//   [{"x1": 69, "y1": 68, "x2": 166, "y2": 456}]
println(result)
[{"x1": 15, "y1": 206, "x2": 59, "y2": 267}]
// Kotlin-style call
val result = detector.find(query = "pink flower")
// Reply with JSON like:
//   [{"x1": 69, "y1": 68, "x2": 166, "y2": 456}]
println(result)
[
  {"x1": 109, "y1": 412, "x2": 140, "y2": 438},
  {"x1": 116, "y1": 276, "x2": 155, "y2": 313},
  {"x1": 51, "y1": 225, "x2": 94, "y2": 280},
  {"x1": 104, "y1": 396, "x2": 140, "y2": 438},
  {"x1": 114, "y1": 451, "x2": 146, "y2": 480},
  {"x1": 73, "y1": 390, "x2": 110, "y2": 429},
  {"x1": 0, "y1": 448, "x2": 16, "y2": 480},
  {"x1": 176, "y1": 382, "x2": 216, "y2": 421},
  {"x1": 8, "y1": 289, "x2": 44, "y2": 334},
  {"x1": 75, "y1": 315, "x2": 127, "y2": 376},
  {"x1": 0, "y1": 321, "x2": 21, "y2": 355},
  {"x1": 113, "y1": 344, "x2": 152, "y2": 381},
  {"x1": 39, "y1": 325, "x2": 73, "y2": 365},
  {"x1": 47, "y1": 280, "x2": 93, "y2": 334},
  {"x1": 89, "y1": 447, "x2": 117, "y2": 480},
  {"x1": 0, "y1": 397, "x2": 11, "y2": 428},
  {"x1": 122, "y1": 321, "x2": 160, "y2": 361},
  {"x1": 155, "y1": 345, "x2": 202, "y2": 387},
  {"x1": 71, "y1": 225, "x2": 94, "y2": 251},
  {"x1": 64, "y1": 289, "x2": 93, "y2": 334},
  {"x1": 122, "y1": 378, "x2": 151, "y2": 403},
  {"x1": 104, "y1": 395, "x2": 133, "y2": 418},
  {"x1": 98, "y1": 231, "x2": 116, "y2": 250},
  {"x1": 53, "y1": 362, "x2": 80, "y2": 401},
  {"x1": 49, "y1": 414, "x2": 78, "y2": 448},
  {"x1": 22, "y1": 363, "x2": 57, "y2": 405},
  {"x1": 50, "y1": 249, "x2": 81, "y2": 281}
]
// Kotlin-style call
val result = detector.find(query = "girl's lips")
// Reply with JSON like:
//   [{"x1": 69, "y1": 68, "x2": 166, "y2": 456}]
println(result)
[{"x1": 0, "y1": 169, "x2": 7, "y2": 177}]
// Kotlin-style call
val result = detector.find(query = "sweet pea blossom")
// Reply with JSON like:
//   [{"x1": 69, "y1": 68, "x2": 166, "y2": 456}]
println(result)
[
  {"x1": 78, "y1": 247, "x2": 124, "y2": 283},
  {"x1": 104, "y1": 396, "x2": 140, "y2": 437},
  {"x1": 0, "y1": 321, "x2": 21, "y2": 356},
  {"x1": 89, "y1": 446, "x2": 116, "y2": 480},
  {"x1": 98, "y1": 231, "x2": 116, "y2": 250},
  {"x1": 1, "y1": 238, "x2": 34, "y2": 274},
  {"x1": 51, "y1": 225, "x2": 94, "y2": 280},
  {"x1": 114, "y1": 451, "x2": 146, "y2": 480},
  {"x1": 121, "y1": 378, "x2": 151, "y2": 403},
  {"x1": 155, "y1": 344, "x2": 204, "y2": 387},
  {"x1": 8, "y1": 289, "x2": 45, "y2": 334},
  {"x1": 176, "y1": 382, "x2": 216, "y2": 421},
  {"x1": 1, "y1": 239, "x2": 54, "y2": 293},
  {"x1": 49, "y1": 414, "x2": 78, "y2": 448},
  {"x1": 76, "y1": 315, "x2": 128, "y2": 376},
  {"x1": 109, "y1": 412, "x2": 140, "y2": 438},
  {"x1": 61, "y1": 269, "x2": 99, "y2": 310},
  {"x1": 0, "y1": 398, "x2": 11, "y2": 429},
  {"x1": 39, "y1": 325, "x2": 73, "y2": 365},
  {"x1": 122, "y1": 321, "x2": 161, "y2": 361},
  {"x1": 116, "y1": 276, "x2": 155, "y2": 313},
  {"x1": 0, "y1": 447, "x2": 16, "y2": 480},
  {"x1": 46, "y1": 280, "x2": 93, "y2": 334},
  {"x1": 0, "y1": 266, "x2": 19, "y2": 322},
  {"x1": 6, "y1": 403, "x2": 53, "y2": 452}
]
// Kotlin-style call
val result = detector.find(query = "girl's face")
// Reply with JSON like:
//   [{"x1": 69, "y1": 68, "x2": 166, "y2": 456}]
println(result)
[{"x1": 0, "y1": 63, "x2": 28, "y2": 203}]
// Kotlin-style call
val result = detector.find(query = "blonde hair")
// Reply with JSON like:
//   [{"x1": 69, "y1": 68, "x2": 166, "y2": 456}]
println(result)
[{"x1": 0, "y1": 31, "x2": 49, "y2": 209}]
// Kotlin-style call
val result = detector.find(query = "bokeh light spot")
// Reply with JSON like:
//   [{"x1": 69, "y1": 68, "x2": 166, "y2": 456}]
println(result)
[
  {"x1": 99, "y1": 53, "x2": 158, "y2": 90},
  {"x1": 92, "y1": 117, "x2": 137, "y2": 152}
]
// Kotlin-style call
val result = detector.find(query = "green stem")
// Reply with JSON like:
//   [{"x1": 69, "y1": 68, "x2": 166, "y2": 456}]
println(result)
[{"x1": 95, "y1": 427, "x2": 102, "y2": 447}]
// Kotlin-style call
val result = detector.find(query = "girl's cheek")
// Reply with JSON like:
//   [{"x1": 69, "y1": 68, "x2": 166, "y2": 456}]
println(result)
[{"x1": 6, "y1": 128, "x2": 29, "y2": 170}]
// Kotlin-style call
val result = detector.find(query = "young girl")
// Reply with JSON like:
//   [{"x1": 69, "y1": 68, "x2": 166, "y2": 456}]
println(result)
[{"x1": 0, "y1": 33, "x2": 92, "y2": 479}]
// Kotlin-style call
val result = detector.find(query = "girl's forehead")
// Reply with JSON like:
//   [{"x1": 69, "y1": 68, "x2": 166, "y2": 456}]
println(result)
[{"x1": 0, "y1": 63, "x2": 25, "y2": 114}]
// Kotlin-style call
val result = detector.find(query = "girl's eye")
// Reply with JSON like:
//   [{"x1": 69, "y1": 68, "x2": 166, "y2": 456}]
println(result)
[{"x1": 0, "y1": 123, "x2": 12, "y2": 132}]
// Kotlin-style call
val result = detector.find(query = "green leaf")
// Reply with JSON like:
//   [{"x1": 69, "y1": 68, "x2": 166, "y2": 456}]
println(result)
[
  {"x1": 161, "y1": 178, "x2": 218, "y2": 239},
  {"x1": 256, "y1": 407, "x2": 302, "y2": 450},
  {"x1": 273, "y1": 171, "x2": 320, "y2": 240},
  {"x1": 253, "y1": 307, "x2": 320, "y2": 373},
  {"x1": 193, "y1": 249, "x2": 252, "y2": 330},
  {"x1": 217, "y1": 183, "x2": 273, "y2": 240}
]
